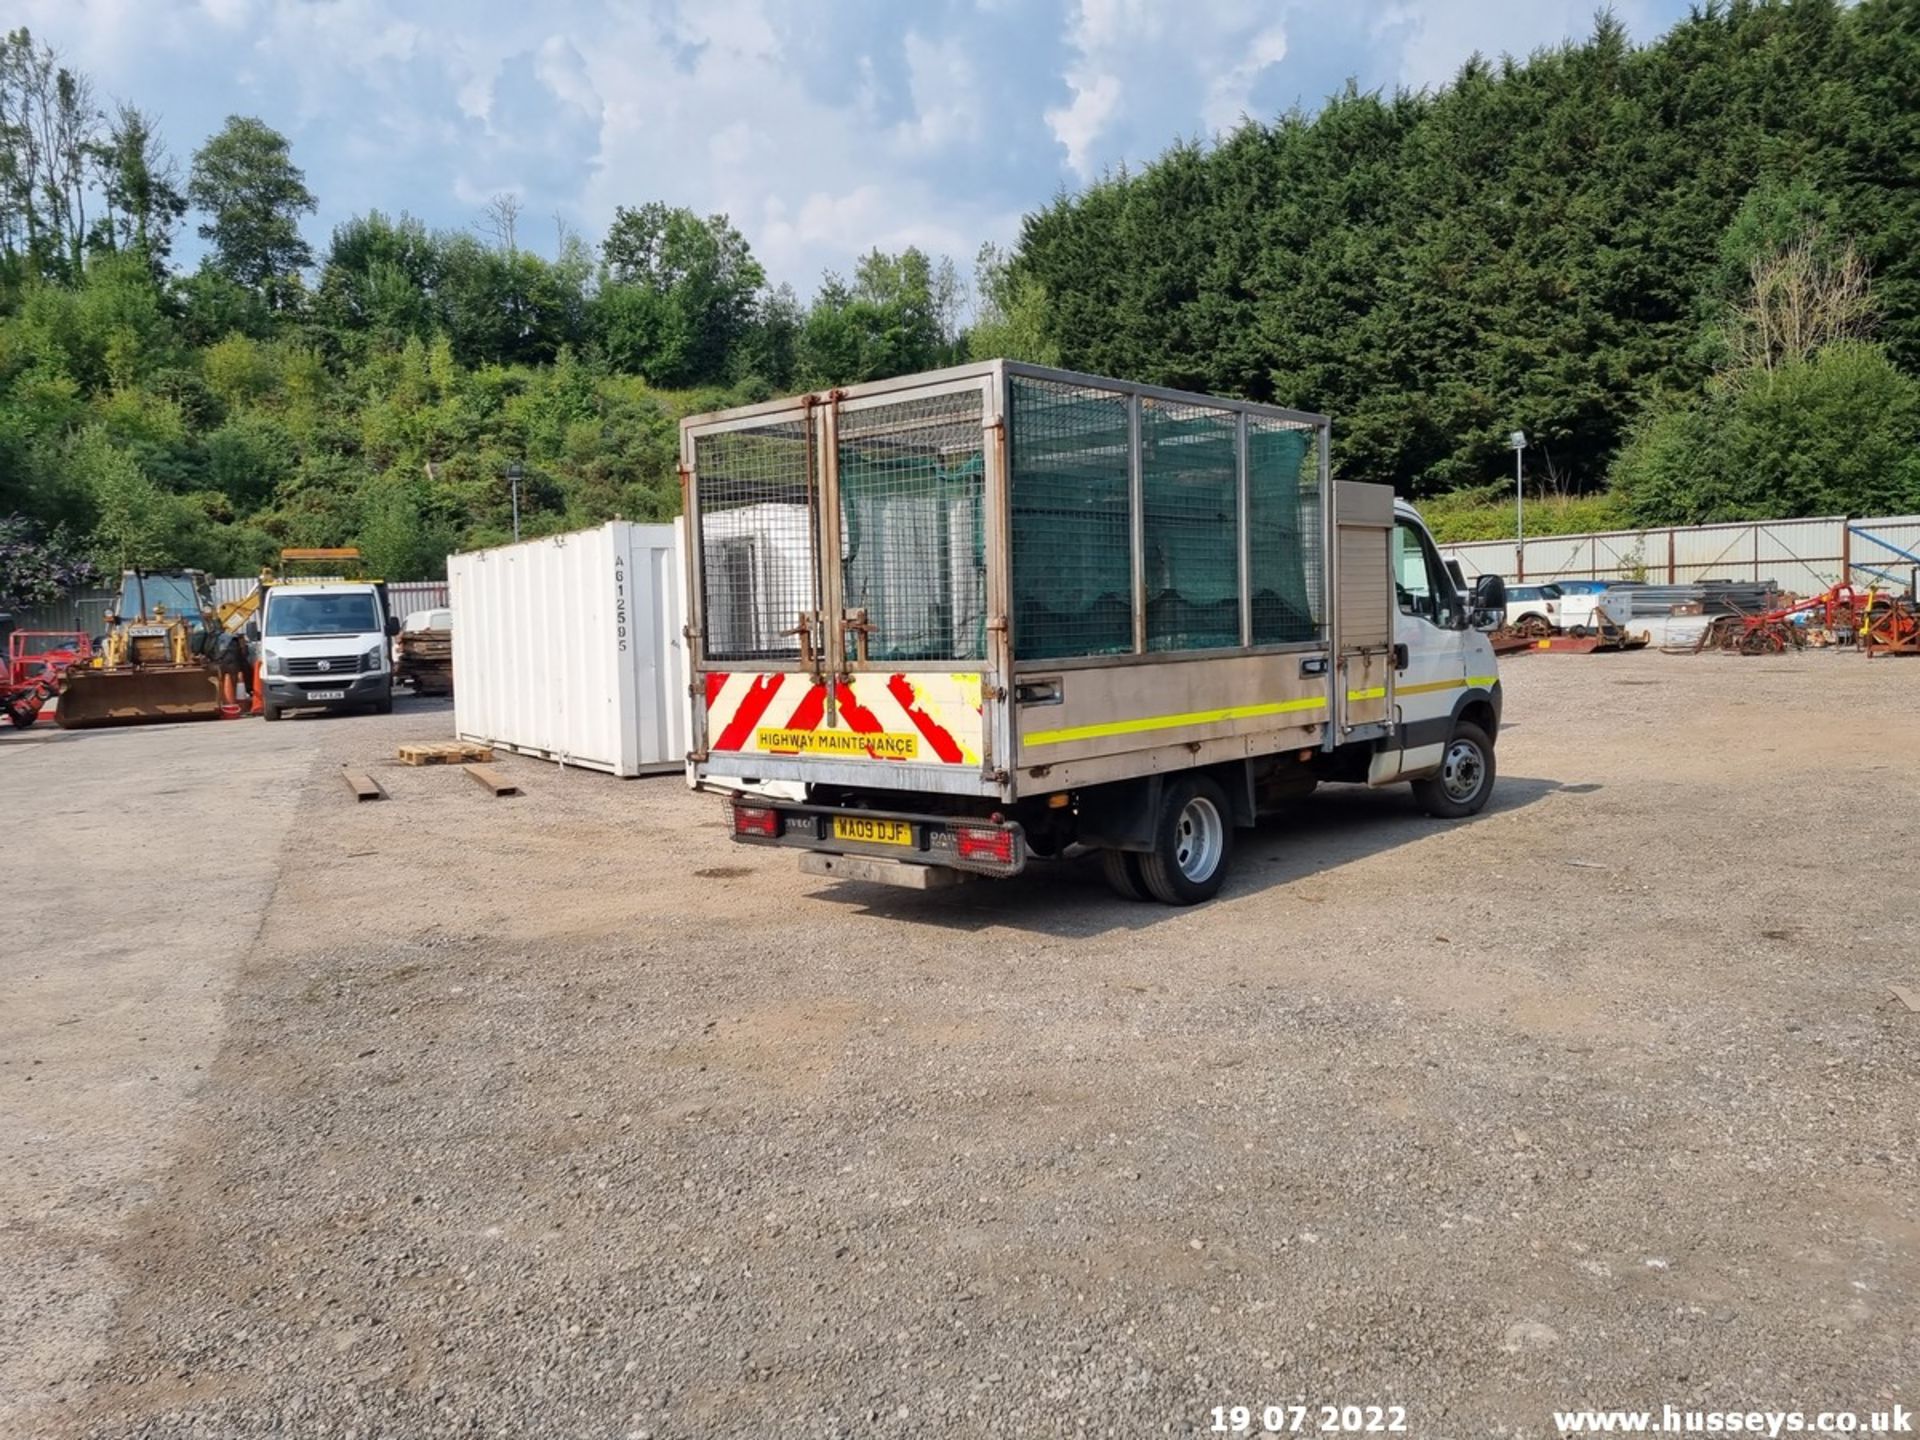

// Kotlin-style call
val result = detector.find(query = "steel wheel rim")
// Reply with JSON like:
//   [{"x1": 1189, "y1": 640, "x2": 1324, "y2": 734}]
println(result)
[
  {"x1": 1174, "y1": 795, "x2": 1224, "y2": 882},
  {"x1": 1441, "y1": 740, "x2": 1485, "y2": 802}
]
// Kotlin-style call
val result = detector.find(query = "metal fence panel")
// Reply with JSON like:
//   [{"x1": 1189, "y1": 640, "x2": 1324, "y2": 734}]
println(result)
[
  {"x1": 1440, "y1": 513, "x2": 1920, "y2": 595},
  {"x1": 7, "y1": 586, "x2": 118, "y2": 636},
  {"x1": 1848, "y1": 516, "x2": 1920, "y2": 587},
  {"x1": 207, "y1": 577, "x2": 449, "y2": 618},
  {"x1": 388, "y1": 582, "x2": 451, "y2": 620}
]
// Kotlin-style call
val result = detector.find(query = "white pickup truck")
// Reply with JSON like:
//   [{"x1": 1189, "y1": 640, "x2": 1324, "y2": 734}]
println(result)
[{"x1": 679, "y1": 361, "x2": 1507, "y2": 904}]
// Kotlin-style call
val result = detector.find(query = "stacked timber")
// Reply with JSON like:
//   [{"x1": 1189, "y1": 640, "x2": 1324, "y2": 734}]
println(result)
[{"x1": 398, "y1": 629, "x2": 454, "y2": 696}]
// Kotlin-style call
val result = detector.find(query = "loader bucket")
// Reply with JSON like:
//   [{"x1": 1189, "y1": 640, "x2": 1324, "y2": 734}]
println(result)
[{"x1": 56, "y1": 665, "x2": 222, "y2": 729}]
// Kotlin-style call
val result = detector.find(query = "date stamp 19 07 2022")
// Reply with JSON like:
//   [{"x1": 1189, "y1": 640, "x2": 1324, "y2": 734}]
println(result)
[{"x1": 1210, "y1": 1403, "x2": 1409, "y2": 1435}]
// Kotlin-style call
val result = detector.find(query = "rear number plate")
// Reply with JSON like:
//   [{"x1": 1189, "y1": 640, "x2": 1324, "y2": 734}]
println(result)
[
  {"x1": 833, "y1": 816, "x2": 912, "y2": 847},
  {"x1": 307, "y1": 689, "x2": 346, "y2": 701}
]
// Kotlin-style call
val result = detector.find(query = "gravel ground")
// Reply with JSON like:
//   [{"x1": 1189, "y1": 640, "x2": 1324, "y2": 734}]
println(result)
[{"x1": 7, "y1": 654, "x2": 1919, "y2": 1439}]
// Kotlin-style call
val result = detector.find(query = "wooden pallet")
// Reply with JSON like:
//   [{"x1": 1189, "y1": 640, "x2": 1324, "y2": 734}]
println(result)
[{"x1": 397, "y1": 740, "x2": 492, "y2": 766}]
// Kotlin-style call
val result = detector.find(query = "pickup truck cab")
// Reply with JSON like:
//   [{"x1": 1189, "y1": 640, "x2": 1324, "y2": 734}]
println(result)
[{"x1": 254, "y1": 582, "x2": 399, "y2": 721}]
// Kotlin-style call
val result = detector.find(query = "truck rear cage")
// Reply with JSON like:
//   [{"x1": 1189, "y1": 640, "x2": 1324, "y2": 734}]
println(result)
[{"x1": 683, "y1": 361, "x2": 1330, "y2": 671}]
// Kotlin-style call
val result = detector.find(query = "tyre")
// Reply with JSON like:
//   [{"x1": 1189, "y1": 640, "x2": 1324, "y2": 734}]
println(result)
[
  {"x1": 1411, "y1": 720, "x2": 1496, "y2": 819},
  {"x1": 262, "y1": 701, "x2": 282, "y2": 722},
  {"x1": 6, "y1": 700, "x2": 37, "y2": 729},
  {"x1": 1138, "y1": 775, "x2": 1234, "y2": 905},
  {"x1": 1100, "y1": 848, "x2": 1150, "y2": 901}
]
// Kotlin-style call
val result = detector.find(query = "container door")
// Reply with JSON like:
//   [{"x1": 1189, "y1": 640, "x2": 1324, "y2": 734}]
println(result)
[{"x1": 1333, "y1": 481, "x2": 1395, "y2": 735}]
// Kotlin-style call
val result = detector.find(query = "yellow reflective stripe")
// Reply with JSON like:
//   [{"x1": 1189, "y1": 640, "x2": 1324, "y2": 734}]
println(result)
[
  {"x1": 1345, "y1": 686, "x2": 1387, "y2": 702},
  {"x1": 1468, "y1": 674, "x2": 1499, "y2": 687},
  {"x1": 1396, "y1": 678, "x2": 1465, "y2": 697},
  {"x1": 1023, "y1": 696, "x2": 1327, "y2": 748}
]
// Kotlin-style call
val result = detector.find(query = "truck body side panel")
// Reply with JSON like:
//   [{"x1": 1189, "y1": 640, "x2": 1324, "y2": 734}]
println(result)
[{"x1": 1009, "y1": 650, "x2": 1328, "y2": 785}]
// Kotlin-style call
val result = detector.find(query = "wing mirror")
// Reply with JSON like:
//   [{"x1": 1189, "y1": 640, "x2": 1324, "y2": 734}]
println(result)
[
  {"x1": 1469, "y1": 574, "x2": 1508, "y2": 632},
  {"x1": 244, "y1": 621, "x2": 260, "y2": 642},
  {"x1": 385, "y1": 615, "x2": 401, "y2": 637}
]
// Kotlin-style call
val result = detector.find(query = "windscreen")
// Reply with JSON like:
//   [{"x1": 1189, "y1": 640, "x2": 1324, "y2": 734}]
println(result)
[
  {"x1": 266, "y1": 592, "x2": 380, "y2": 637},
  {"x1": 118, "y1": 574, "x2": 207, "y2": 626}
]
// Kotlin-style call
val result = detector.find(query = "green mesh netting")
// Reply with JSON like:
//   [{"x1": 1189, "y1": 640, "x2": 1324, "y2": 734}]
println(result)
[
  {"x1": 1008, "y1": 377, "x2": 1321, "y2": 660},
  {"x1": 1142, "y1": 400, "x2": 1240, "y2": 651},
  {"x1": 1248, "y1": 421, "x2": 1319, "y2": 644},
  {"x1": 1008, "y1": 378, "x2": 1134, "y2": 659}
]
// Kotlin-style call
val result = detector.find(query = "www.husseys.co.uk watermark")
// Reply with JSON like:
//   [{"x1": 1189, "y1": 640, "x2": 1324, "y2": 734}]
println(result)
[{"x1": 1554, "y1": 1405, "x2": 1913, "y2": 1435}]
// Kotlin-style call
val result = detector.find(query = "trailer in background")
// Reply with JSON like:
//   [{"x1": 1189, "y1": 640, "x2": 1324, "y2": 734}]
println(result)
[{"x1": 448, "y1": 521, "x2": 686, "y2": 777}]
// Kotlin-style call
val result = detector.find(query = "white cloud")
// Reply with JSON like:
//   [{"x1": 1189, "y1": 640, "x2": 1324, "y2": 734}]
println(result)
[
  {"x1": 1203, "y1": 23, "x2": 1288, "y2": 134},
  {"x1": 198, "y1": 0, "x2": 253, "y2": 30},
  {"x1": 1045, "y1": 71, "x2": 1121, "y2": 178},
  {"x1": 533, "y1": 36, "x2": 598, "y2": 118},
  {"x1": 892, "y1": 31, "x2": 980, "y2": 155},
  {"x1": 1378, "y1": 0, "x2": 1664, "y2": 91}
]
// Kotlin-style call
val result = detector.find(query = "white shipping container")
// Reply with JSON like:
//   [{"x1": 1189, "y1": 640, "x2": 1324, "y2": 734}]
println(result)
[{"x1": 448, "y1": 521, "x2": 687, "y2": 777}]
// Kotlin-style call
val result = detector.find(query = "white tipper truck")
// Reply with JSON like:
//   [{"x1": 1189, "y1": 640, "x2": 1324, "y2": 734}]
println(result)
[{"x1": 679, "y1": 361, "x2": 1508, "y2": 905}]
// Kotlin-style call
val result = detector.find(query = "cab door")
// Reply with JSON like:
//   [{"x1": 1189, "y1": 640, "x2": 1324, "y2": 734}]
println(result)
[{"x1": 1368, "y1": 515, "x2": 1469, "y2": 783}]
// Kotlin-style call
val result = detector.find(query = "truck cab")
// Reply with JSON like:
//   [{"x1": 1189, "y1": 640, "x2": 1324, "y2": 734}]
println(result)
[{"x1": 254, "y1": 582, "x2": 398, "y2": 721}]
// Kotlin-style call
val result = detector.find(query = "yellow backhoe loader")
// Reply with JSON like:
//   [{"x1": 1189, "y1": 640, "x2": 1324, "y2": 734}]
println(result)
[{"x1": 56, "y1": 570, "x2": 238, "y2": 728}]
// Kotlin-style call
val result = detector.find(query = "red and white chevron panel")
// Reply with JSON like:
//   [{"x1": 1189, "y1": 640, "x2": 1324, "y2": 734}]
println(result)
[{"x1": 703, "y1": 671, "x2": 984, "y2": 767}]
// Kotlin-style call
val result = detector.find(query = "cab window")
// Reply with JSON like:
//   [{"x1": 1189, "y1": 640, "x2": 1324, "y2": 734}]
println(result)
[{"x1": 1392, "y1": 520, "x2": 1458, "y2": 625}]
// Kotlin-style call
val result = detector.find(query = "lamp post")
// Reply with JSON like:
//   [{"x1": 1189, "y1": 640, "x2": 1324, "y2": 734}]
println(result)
[
  {"x1": 506, "y1": 461, "x2": 523, "y2": 542},
  {"x1": 1508, "y1": 430, "x2": 1527, "y2": 581}
]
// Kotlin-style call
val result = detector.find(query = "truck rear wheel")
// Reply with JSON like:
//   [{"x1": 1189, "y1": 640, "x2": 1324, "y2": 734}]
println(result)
[
  {"x1": 1139, "y1": 775, "x2": 1233, "y2": 905},
  {"x1": 1100, "y1": 848, "x2": 1149, "y2": 901},
  {"x1": 1411, "y1": 720, "x2": 1495, "y2": 819}
]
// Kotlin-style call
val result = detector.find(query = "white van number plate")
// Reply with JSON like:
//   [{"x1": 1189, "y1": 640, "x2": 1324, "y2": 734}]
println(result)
[{"x1": 307, "y1": 689, "x2": 345, "y2": 701}]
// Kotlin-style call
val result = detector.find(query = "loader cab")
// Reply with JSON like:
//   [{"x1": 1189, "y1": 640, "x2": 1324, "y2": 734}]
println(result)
[{"x1": 253, "y1": 581, "x2": 398, "y2": 722}]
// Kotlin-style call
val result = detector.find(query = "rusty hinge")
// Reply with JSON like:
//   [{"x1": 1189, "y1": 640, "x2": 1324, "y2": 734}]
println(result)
[
  {"x1": 982, "y1": 683, "x2": 1007, "y2": 701},
  {"x1": 985, "y1": 615, "x2": 1009, "y2": 634}
]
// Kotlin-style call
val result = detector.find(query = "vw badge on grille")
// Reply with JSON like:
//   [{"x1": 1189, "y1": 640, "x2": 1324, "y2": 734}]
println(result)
[{"x1": 317, "y1": 660, "x2": 331, "y2": 672}]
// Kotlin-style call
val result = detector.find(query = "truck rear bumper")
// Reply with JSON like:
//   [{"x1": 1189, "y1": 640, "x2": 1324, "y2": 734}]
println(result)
[
  {"x1": 726, "y1": 798, "x2": 1027, "y2": 879},
  {"x1": 797, "y1": 853, "x2": 975, "y2": 889}
]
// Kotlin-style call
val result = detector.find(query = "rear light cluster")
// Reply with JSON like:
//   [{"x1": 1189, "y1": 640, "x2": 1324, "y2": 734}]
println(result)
[
  {"x1": 732, "y1": 804, "x2": 781, "y2": 838},
  {"x1": 954, "y1": 825, "x2": 1014, "y2": 865}
]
